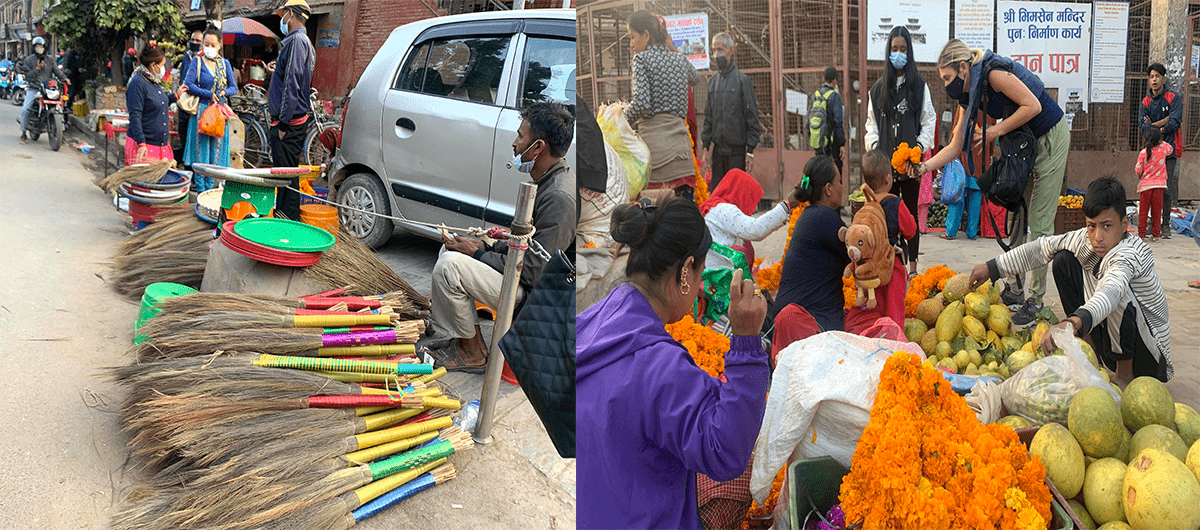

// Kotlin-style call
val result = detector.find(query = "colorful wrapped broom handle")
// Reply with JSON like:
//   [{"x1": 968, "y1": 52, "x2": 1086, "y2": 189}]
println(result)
[
  {"x1": 323, "y1": 325, "x2": 395, "y2": 334},
  {"x1": 303, "y1": 297, "x2": 384, "y2": 310},
  {"x1": 306, "y1": 393, "x2": 433, "y2": 409},
  {"x1": 252, "y1": 354, "x2": 433, "y2": 375},
  {"x1": 352, "y1": 465, "x2": 456, "y2": 522},
  {"x1": 322, "y1": 330, "x2": 408, "y2": 348},
  {"x1": 317, "y1": 344, "x2": 416, "y2": 357},
  {"x1": 292, "y1": 314, "x2": 395, "y2": 327}
]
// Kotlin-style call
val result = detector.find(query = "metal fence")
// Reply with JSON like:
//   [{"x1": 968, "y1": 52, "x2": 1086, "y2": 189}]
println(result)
[{"x1": 579, "y1": 0, "x2": 1183, "y2": 198}]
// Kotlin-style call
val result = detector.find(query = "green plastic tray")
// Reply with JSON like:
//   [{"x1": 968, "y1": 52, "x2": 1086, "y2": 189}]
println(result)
[
  {"x1": 221, "y1": 180, "x2": 277, "y2": 216},
  {"x1": 234, "y1": 217, "x2": 336, "y2": 252},
  {"x1": 134, "y1": 282, "x2": 197, "y2": 345}
]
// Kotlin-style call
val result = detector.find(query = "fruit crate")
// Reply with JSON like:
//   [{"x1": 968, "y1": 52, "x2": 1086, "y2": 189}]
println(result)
[
  {"x1": 787, "y1": 453, "x2": 1079, "y2": 530},
  {"x1": 1054, "y1": 206, "x2": 1087, "y2": 234}
]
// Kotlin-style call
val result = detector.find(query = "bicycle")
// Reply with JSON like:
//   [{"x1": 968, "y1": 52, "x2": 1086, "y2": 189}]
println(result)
[
  {"x1": 302, "y1": 87, "x2": 339, "y2": 167},
  {"x1": 228, "y1": 84, "x2": 272, "y2": 168}
]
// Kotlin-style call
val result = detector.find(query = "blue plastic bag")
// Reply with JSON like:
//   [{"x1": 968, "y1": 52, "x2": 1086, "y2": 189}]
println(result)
[{"x1": 939, "y1": 159, "x2": 966, "y2": 204}]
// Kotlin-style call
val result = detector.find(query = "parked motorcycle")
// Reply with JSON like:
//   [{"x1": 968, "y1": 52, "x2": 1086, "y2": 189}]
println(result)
[
  {"x1": 22, "y1": 79, "x2": 66, "y2": 151},
  {"x1": 11, "y1": 73, "x2": 26, "y2": 106},
  {"x1": 0, "y1": 67, "x2": 11, "y2": 99}
]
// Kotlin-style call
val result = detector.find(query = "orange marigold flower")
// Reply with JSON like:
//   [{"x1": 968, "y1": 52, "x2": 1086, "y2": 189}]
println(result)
[{"x1": 666, "y1": 315, "x2": 730, "y2": 379}]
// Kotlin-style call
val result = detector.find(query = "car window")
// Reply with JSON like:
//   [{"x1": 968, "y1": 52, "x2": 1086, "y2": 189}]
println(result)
[
  {"x1": 520, "y1": 36, "x2": 575, "y2": 108},
  {"x1": 393, "y1": 35, "x2": 510, "y2": 105}
]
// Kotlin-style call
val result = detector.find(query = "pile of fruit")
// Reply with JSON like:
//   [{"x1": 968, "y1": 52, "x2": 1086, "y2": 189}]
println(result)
[
  {"x1": 1059, "y1": 195, "x2": 1084, "y2": 208},
  {"x1": 927, "y1": 202, "x2": 948, "y2": 228},
  {"x1": 903, "y1": 272, "x2": 1101, "y2": 382},
  {"x1": 1008, "y1": 378, "x2": 1200, "y2": 530}
]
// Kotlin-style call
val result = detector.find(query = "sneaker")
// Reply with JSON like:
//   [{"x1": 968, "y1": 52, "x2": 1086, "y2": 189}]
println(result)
[
  {"x1": 1000, "y1": 283, "x2": 1025, "y2": 310},
  {"x1": 19, "y1": 132, "x2": 26, "y2": 144},
  {"x1": 1162, "y1": 232, "x2": 1172, "y2": 239},
  {"x1": 1011, "y1": 298, "x2": 1044, "y2": 329}
]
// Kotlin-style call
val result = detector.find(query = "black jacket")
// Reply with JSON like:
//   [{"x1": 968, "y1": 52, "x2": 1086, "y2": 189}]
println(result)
[
  {"x1": 474, "y1": 160, "x2": 577, "y2": 292},
  {"x1": 701, "y1": 62, "x2": 761, "y2": 154},
  {"x1": 19, "y1": 53, "x2": 67, "y2": 87}
]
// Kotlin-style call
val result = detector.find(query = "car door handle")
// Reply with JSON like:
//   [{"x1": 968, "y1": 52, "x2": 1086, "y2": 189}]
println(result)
[{"x1": 396, "y1": 117, "x2": 415, "y2": 131}]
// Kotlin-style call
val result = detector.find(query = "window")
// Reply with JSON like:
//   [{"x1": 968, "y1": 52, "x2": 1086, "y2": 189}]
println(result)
[
  {"x1": 393, "y1": 35, "x2": 510, "y2": 105},
  {"x1": 519, "y1": 36, "x2": 574, "y2": 108}
]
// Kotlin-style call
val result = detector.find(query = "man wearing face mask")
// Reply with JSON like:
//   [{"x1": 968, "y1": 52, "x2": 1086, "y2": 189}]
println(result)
[
  {"x1": 174, "y1": 30, "x2": 203, "y2": 163},
  {"x1": 17, "y1": 36, "x2": 67, "y2": 144},
  {"x1": 265, "y1": 0, "x2": 316, "y2": 221},
  {"x1": 701, "y1": 32, "x2": 760, "y2": 191},
  {"x1": 428, "y1": 102, "x2": 577, "y2": 373}
]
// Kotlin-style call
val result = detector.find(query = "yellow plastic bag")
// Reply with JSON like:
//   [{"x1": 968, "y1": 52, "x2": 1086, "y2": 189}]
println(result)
[{"x1": 597, "y1": 103, "x2": 649, "y2": 200}]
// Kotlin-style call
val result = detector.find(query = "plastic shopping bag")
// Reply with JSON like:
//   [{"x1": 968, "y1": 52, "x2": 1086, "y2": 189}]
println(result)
[
  {"x1": 999, "y1": 327, "x2": 1121, "y2": 425},
  {"x1": 597, "y1": 103, "x2": 649, "y2": 199},
  {"x1": 749, "y1": 331, "x2": 923, "y2": 503},
  {"x1": 199, "y1": 103, "x2": 231, "y2": 138},
  {"x1": 939, "y1": 158, "x2": 966, "y2": 204}
]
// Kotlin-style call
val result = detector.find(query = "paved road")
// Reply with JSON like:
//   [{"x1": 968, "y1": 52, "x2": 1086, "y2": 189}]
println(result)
[{"x1": 0, "y1": 100, "x2": 574, "y2": 529}]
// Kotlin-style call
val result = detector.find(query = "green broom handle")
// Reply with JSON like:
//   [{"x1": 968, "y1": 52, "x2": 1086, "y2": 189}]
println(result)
[
  {"x1": 366, "y1": 439, "x2": 456, "y2": 480},
  {"x1": 252, "y1": 354, "x2": 432, "y2": 375}
]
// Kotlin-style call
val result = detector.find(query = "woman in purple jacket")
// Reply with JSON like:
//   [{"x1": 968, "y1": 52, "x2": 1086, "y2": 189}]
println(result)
[{"x1": 576, "y1": 195, "x2": 770, "y2": 529}]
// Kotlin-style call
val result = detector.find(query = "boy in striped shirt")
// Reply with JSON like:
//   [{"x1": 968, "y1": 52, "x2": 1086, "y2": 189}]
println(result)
[{"x1": 967, "y1": 177, "x2": 1172, "y2": 382}]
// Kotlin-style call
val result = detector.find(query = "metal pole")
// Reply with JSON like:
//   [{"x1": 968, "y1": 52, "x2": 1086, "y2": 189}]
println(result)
[{"x1": 473, "y1": 181, "x2": 537, "y2": 444}]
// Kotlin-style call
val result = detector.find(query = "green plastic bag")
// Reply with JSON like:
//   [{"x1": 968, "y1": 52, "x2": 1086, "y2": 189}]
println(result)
[{"x1": 597, "y1": 103, "x2": 649, "y2": 200}]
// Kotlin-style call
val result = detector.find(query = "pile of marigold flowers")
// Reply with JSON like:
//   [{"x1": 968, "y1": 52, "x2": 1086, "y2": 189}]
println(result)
[
  {"x1": 666, "y1": 315, "x2": 730, "y2": 378},
  {"x1": 839, "y1": 352, "x2": 1051, "y2": 530},
  {"x1": 891, "y1": 142, "x2": 923, "y2": 174},
  {"x1": 754, "y1": 203, "x2": 805, "y2": 291},
  {"x1": 904, "y1": 265, "x2": 957, "y2": 317}
]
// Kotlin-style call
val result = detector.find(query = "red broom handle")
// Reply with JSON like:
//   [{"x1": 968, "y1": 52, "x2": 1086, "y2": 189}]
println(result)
[
  {"x1": 307, "y1": 394, "x2": 420, "y2": 409},
  {"x1": 301, "y1": 287, "x2": 349, "y2": 299},
  {"x1": 303, "y1": 297, "x2": 383, "y2": 310}
]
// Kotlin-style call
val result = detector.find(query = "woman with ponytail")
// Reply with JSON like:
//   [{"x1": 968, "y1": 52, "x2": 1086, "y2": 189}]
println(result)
[
  {"x1": 773, "y1": 156, "x2": 850, "y2": 331},
  {"x1": 917, "y1": 38, "x2": 1069, "y2": 328},
  {"x1": 577, "y1": 195, "x2": 770, "y2": 529},
  {"x1": 626, "y1": 10, "x2": 704, "y2": 198}
]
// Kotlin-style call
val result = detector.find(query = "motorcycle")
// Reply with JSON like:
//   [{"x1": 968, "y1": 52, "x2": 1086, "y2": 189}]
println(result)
[
  {"x1": 11, "y1": 73, "x2": 26, "y2": 106},
  {"x1": 22, "y1": 79, "x2": 66, "y2": 151},
  {"x1": 0, "y1": 67, "x2": 10, "y2": 99}
]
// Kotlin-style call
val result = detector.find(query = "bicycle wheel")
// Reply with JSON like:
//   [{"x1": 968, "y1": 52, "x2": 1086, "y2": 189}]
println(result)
[
  {"x1": 240, "y1": 116, "x2": 271, "y2": 168},
  {"x1": 303, "y1": 123, "x2": 334, "y2": 166}
]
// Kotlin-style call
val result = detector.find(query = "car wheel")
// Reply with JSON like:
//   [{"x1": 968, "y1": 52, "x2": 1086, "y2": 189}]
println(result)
[{"x1": 338, "y1": 173, "x2": 394, "y2": 249}]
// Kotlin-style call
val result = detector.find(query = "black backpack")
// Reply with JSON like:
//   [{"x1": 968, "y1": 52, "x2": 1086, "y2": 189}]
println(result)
[{"x1": 975, "y1": 61, "x2": 1038, "y2": 253}]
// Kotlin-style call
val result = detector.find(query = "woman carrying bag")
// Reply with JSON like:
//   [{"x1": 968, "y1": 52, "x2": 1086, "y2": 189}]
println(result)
[
  {"x1": 183, "y1": 26, "x2": 238, "y2": 192},
  {"x1": 125, "y1": 45, "x2": 186, "y2": 164}
]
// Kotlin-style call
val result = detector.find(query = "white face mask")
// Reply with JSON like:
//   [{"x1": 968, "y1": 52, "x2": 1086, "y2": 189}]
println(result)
[
  {"x1": 508, "y1": 141, "x2": 538, "y2": 173},
  {"x1": 203, "y1": 46, "x2": 219, "y2": 59}
]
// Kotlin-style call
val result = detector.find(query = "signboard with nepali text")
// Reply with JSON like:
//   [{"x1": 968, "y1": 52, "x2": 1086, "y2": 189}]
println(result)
[
  {"x1": 996, "y1": 1, "x2": 1092, "y2": 120},
  {"x1": 1090, "y1": 2, "x2": 1128, "y2": 103},
  {"x1": 662, "y1": 13, "x2": 710, "y2": 71},
  {"x1": 954, "y1": 0, "x2": 995, "y2": 51}
]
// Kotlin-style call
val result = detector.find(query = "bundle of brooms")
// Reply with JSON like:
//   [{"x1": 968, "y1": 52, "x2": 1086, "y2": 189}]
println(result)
[
  {"x1": 95, "y1": 159, "x2": 174, "y2": 193},
  {"x1": 111, "y1": 353, "x2": 469, "y2": 530},
  {"x1": 109, "y1": 204, "x2": 214, "y2": 299},
  {"x1": 306, "y1": 226, "x2": 430, "y2": 314}
]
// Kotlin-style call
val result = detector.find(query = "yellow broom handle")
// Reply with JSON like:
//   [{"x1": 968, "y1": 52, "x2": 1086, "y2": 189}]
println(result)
[
  {"x1": 316, "y1": 344, "x2": 416, "y2": 357},
  {"x1": 360, "y1": 387, "x2": 440, "y2": 397},
  {"x1": 360, "y1": 407, "x2": 426, "y2": 431},
  {"x1": 355, "y1": 417, "x2": 453, "y2": 450},
  {"x1": 354, "y1": 458, "x2": 447, "y2": 506},
  {"x1": 344, "y1": 431, "x2": 441, "y2": 465},
  {"x1": 412, "y1": 367, "x2": 447, "y2": 384},
  {"x1": 292, "y1": 314, "x2": 394, "y2": 327}
]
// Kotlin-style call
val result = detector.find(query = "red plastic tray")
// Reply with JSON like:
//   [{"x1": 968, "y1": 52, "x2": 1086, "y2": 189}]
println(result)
[{"x1": 221, "y1": 221, "x2": 322, "y2": 267}]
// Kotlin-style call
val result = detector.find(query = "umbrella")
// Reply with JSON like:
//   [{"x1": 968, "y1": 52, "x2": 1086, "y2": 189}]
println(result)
[{"x1": 223, "y1": 17, "x2": 277, "y2": 47}]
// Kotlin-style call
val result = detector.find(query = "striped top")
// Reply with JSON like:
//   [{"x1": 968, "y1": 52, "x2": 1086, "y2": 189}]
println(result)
[
  {"x1": 989, "y1": 228, "x2": 1172, "y2": 379},
  {"x1": 1134, "y1": 142, "x2": 1172, "y2": 193}
]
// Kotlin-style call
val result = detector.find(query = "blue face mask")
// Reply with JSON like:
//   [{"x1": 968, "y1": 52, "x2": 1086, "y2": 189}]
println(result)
[
  {"x1": 508, "y1": 141, "x2": 538, "y2": 173},
  {"x1": 279, "y1": 14, "x2": 290, "y2": 35},
  {"x1": 889, "y1": 51, "x2": 907, "y2": 70}
]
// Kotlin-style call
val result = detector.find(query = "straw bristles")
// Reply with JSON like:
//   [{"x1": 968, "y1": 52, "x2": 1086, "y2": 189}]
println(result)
[
  {"x1": 151, "y1": 292, "x2": 305, "y2": 315},
  {"x1": 306, "y1": 228, "x2": 430, "y2": 313},
  {"x1": 132, "y1": 328, "x2": 327, "y2": 362},
  {"x1": 96, "y1": 159, "x2": 173, "y2": 192},
  {"x1": 109, "y1": 206, "x2": 213, "y2": 299}
]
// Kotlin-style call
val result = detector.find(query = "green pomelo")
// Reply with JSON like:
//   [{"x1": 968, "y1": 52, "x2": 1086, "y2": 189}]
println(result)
[
  {"x1": 1122, "y1": 448, "x2": 1200, "y2": 530},
  {"x1": 1083, "y1": 457, "x2": 1127, "y2": 525},
  {"x1": 1121, "y1": 376, "x2": 1176, "y2": 432},
  {"x1": 1030, "y1": 422, "x2": 1086, "y2": 498},
  {"x1": 1069, "y1": 387, "x2": 1124, "y2": 458},
  {"x1": 1174, "y1": 403, "x2": 1200, "y2": 448},
  {"x1": 1069, "y1": 499, "x2": 1096, "y2": 530},
  {"x1": 1129, "y1": 424, "x2": 1189, "y2": 464}
]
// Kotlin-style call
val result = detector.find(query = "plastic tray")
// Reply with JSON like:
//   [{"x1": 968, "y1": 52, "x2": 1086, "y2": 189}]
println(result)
[
  {"x1": 234, "y1": 217, "x2": 336, "y2": 252},
  {"x1": 221, "y1": 221, "x2": 321, "y2": 267}
]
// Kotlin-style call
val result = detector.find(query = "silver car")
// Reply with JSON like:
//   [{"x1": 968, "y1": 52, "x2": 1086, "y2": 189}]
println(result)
[{"x1": 327, "y1": 9, "x2": 576, "y2": 248}]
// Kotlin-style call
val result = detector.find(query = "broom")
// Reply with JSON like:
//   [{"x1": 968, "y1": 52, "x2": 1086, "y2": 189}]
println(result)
[
  {"x1": 148, "y1": 290, "x2": 422, "y2": 321},
  {"x1": 343, "y1": 463, "x2": 457, "y2": 528},
  {"x1": 132, "y1": 326, "x2": 424, "y2": 362},
  {"x1": 306, "y1": 226, "x2": 430, "y2": 312},
  {"x1": 109, "y1": 206, "x2": 213, "y2": 298},
  {"x1": 96, "y1": 159, "x2": 174, "y2": 192}
]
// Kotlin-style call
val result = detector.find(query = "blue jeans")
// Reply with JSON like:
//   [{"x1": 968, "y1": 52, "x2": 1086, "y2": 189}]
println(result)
[
  {"x1": 19, "y1": 87, "x2": 38, "y2": 132},
  {"x1": 945, "y1": 179, "x2": 982, "y2": 238}
]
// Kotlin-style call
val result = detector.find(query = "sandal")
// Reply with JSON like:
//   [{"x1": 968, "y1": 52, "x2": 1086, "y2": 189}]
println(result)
[
  {"x1": 908, "y1": 271, "x2": 919, "y2": 281},
  {"x1": 1188, "y1": 280, "x2": 1200, "y2": 289},
  {"x1": 427, "y1": 339, "x2": 486, "y2": 374},
  {"x1": 940, "y1": 233, "x2": 956, "y2": 240}
]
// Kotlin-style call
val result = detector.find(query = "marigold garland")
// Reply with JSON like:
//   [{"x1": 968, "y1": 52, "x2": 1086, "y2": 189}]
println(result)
[
  {"x1": 688, "y1": 129, "x2": 709, "y2": 207},
  {"x1": 839, "y1": 352, "x2": 1051, "y2": 530},
  {"x1": 891, "y1": 142, "x2": 923, "y2": 174},
  {"x1": 741, "y1": 465, "x2": 787, "y2": 528},
  {"x1": 903, "y1": 265, "x2": 957, "y2": 317},
  {"x1": 665, "y1": 315, "x2": 730, "y2": 378},
  {"x1": 843, "y1": 276, "x2": 857, "y2": 310}
]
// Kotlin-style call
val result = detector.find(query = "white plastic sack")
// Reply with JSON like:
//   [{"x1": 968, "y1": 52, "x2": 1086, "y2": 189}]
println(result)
[
  {"x1": 749, "y1": 331, "x2": 924, "y2": 503},
  {"x1": 597, "y1": 103, "x2": 649, "y2": 199},
  {"x1": 999, "y1": 327, "x2": 1121, "y2": 425},
  {"x1": 578, "y1": 140, "x2": 628, "y2": 246},
  {"x1": 966, "y1": 380, "x2": 1003, "y2": 424}
]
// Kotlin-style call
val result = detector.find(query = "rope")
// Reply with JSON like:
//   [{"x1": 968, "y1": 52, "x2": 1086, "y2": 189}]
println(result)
[{"x1": 284, "y1": 186, "x2": 549, "y2": 259}]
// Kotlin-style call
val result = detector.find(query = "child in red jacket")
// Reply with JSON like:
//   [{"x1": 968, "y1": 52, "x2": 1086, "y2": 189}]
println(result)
[{"x1": 862, "y1": 149, "x2": 917, "y2": 326}]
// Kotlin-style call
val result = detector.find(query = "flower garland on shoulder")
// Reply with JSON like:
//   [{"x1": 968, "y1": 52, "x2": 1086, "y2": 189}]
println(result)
[
  {"x1": 839, "y1": 352, "x2": 1051, "y2": 530},
  {"x1": 665, "y1": 315, "x2": 730, "y2": 379},
  {"x1": 904, "y1": 265, "x2": 957, "y2": 317},
  {"x1": 754, "y1": 203, "x2": 805, "y2": 291}
]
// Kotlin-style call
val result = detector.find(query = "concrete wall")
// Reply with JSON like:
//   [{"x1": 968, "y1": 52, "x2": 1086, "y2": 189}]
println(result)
[{"x1": 1066, "y1": 151, "x2": 1198, "y2": 202}]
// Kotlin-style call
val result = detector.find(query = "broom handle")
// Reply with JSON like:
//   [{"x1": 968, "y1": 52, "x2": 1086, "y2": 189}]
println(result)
[
  {"x1": 365, "y1": 439, "x2": 456, "y2": 479},
  {"x1": 291, "y1": 314, "x2": 394, "y2": 327},
  {"x1": 295, "y1": 309, "x2": 382, "y2": 316},
  {"x1": 323, "y1": 325, "x2": 394, "y2": 334},
  {"x1": 321, "y1": 330, "x2": 401, "y2": 348},
  {"x1": 343, "y1": 431, "x2": 441, "y2": 465},
  {"x1": 307, "y1": 394, "x2": 433, "y2": 408},
  {"x1": 252, "y1": 354, "x2": 433, "y2": 375},
  {"x1": 353, "y1": 459, "x2": 447, "y2": 508},
  {"x1": 302, "y1": 287, "x2": 350, "y2": 299},
  {"x1": 303, "y1": 297, "x2": 382, "y2": 310},
  {"x1": 316, "y1": 344, "x2": 416, "y2": 357},
  {"x1": 360, "y1": 407, "x2": 429, "y2": 431},
  {"x1": 355, "y1": 417, "x2": 452, "y2": 450},
  {"x1": 411, "y1": 367, "x2": 447, "y2": 385},
  {"x1": 353, "y1": 472, "x2": 444, "y2": 523}
]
